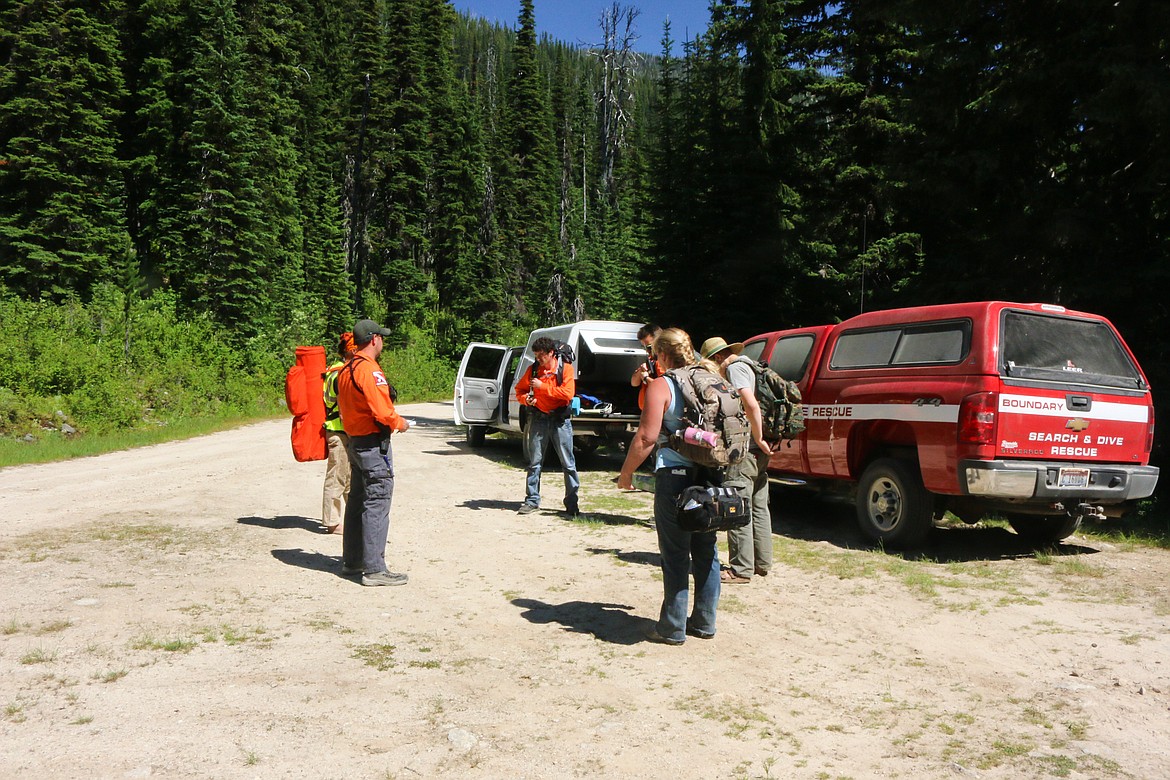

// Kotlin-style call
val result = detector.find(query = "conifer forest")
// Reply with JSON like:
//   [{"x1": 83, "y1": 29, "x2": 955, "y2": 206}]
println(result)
[{"x1": 1, "y1": 1, "x2": 1168, "y2": 431}]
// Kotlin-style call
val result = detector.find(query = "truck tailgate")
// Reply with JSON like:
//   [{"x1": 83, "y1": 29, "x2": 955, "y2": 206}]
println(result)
[{"x1": 996, "y1": 389, "x2": 1151, "y2": 463}]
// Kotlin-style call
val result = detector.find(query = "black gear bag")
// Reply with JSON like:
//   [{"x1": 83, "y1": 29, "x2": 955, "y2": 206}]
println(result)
[{"x1": 676, "y1": 485, "x2": 748, "y2": 533}]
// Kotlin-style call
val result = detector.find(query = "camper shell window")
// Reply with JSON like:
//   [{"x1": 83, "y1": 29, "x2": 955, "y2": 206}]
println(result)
[{"x1": 830, "y1": 320, "x2": 970, "y2": 370}]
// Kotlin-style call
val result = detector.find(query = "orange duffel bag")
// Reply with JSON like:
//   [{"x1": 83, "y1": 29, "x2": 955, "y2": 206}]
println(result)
[{"x1": 285, "y1": 345, "x2": 327, "y2": 462}]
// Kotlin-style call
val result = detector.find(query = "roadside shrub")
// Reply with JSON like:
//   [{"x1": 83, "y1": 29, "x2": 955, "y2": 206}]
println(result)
[
  {"x1": 377, "y1": 323, "x2": 457, "y2": 403},
  {"x1": 0, "y1": 287, "x2": 460, "y2": 449},
  {"x1": 0, "y1": 288, "x2": 282, "y2": 439}
]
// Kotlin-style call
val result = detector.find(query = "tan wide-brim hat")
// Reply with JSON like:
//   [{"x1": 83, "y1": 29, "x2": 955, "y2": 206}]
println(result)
[{"x1": 699, "y1": 337, "x2": 744, "y2": 360}]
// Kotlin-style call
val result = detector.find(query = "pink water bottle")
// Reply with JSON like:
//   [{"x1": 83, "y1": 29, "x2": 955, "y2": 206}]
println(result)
[{"x1": 682, "y1": 426, "x2": 719, "y2": 448}]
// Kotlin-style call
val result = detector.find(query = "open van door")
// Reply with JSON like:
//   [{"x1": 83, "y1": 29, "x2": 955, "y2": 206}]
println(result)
[{"x1": 454, "y1": 343, "x2": 512, "y2": 428}]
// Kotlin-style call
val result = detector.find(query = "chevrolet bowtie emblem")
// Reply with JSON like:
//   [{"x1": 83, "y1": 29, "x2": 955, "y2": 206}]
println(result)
[{"x1": 1065, "y1": 418, "x2": 1089, "y2": 432}]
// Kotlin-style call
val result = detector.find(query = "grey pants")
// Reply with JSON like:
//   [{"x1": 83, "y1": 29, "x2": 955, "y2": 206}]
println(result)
[{"x1": 342, "y1": 436, "x2": 395, "y2": 574}]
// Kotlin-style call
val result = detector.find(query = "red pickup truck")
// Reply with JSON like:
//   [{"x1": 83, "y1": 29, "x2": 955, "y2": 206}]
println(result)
[{"x1": 743, "y1": 301, "x2": 1159, "y2": 547}]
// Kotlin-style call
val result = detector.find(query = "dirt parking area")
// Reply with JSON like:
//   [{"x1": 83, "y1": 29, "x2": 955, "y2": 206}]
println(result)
[{"x1": 1, "y1": 401, "x2": 1168, "y2": 779}]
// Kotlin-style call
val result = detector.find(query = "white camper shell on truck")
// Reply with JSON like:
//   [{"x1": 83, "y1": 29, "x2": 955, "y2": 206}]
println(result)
[{"x1": 454, "y1": 320, "x2": 648, "y2": 452}]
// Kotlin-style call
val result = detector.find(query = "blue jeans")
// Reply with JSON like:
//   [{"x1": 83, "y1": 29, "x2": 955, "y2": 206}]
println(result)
[
  {"x1": 654, "y1": 466, "x2": 720, "y2": 641},
  {"x1": 524, "y1": 411, "x2": 579, "y2": 511},
  {"x1": 342, "y1": 435, "x2": 395, "y2": 574}
]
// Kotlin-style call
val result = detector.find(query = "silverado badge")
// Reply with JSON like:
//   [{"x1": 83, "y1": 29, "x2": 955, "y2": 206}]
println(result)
[{"x1": 1065, "y1": 418, "x2": 1090, "y2": 432}]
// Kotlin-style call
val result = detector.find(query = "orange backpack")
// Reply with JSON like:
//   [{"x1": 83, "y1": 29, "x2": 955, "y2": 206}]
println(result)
[{"x1": 285, "y1": 346, "x2": 327, "y2": 461}]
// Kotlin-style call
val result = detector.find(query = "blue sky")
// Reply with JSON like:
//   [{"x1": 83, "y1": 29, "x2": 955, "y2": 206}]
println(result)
[{"x1": 451, "y1": 1, "x2": 712, "y2": 54}]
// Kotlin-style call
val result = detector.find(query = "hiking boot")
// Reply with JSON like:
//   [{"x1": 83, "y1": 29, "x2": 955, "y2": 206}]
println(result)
[
  {"x1": 686, "y1": 624, "x2": 715, "y2": 640},
  {"x1": 362, "y1": 570, "x2": 408, "y2": 587},
  {"x1": 517, "y1": 503, "x2": 540, "y2": 515},
  {"x1": 340, "y1": 564, "x2": 363, "y2": 576},
  {"x1": 645, "y1": 628, "x2": 685, "y2": 646}
]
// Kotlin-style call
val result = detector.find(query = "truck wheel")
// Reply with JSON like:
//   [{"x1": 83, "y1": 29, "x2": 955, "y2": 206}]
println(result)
[
  {"x1": 856, "y1": 458, "x2": 934, "y2": 548},
  {"x1": 465, "y1": 425, "x2": 486, "y2": 448},
  {"x1": 1007, "y1": 515, "x2": 1080, "y2": 546}
]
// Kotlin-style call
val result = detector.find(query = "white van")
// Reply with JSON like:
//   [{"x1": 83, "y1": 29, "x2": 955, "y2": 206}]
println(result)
[{"x1": 454, "y1": 320, "x2": 649, "y2": 452}]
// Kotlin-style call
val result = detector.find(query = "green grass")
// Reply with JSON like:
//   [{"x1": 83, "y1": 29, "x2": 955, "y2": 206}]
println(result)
[
  {"x1": 33, "y1": 619, "x2": 73, "y2": 635},
  {"x1": 199, "y1": 624, "x2": 269, "y2": 646},
  {"x1": 0, "y1": 412, "x2": 284, "y2": 468},
  {"x1": 352, "y1": 643, "x2": 397, "y2": 671},
  {"x1": 1077, "y1": 499, "x2": 1170, "y2": 549},
  {"x1": 131, "y1": 634, "x2": 198, "y2": 653},
  {"x1": 1, "y1": 523, "x2": 218, "y2": 563},
  {"x1": 20, "y1": 647, "x2": 56, "y2": 664}
]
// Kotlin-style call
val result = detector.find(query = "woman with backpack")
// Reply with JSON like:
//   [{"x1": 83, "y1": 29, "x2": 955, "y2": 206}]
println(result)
[{"x1": 617, "y1": 328, "x2": 723, "y2": 645}]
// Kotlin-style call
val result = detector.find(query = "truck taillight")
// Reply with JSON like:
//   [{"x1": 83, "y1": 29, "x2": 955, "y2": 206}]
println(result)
[
  {"x1": 1147, "y1": 404, "x2": 1156, "y2": 454},
  {"x1": 958, "y1": 392, "x2": 997, "y2": 445}
]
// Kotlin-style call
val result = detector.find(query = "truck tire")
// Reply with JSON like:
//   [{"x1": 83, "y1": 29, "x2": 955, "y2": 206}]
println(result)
[
  {"x1": 465, "y1": 425, "x2": 486, "y2": 447},
  {"x1": 856, "y1": 458, "x2": 934, "y2": 548},
  {"x1": 1007, "y1": 514, "x2": 1080, "y2": 546}
]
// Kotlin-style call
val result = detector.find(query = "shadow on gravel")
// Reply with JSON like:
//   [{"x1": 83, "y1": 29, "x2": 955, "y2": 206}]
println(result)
[
  {"x1": 459, "y1": 498, "x2": 523, "y2": 511},
  {"x1": 585, "y1": 547, "x2": 660, "y2": 567},
  {"x1": 773, "y1": 490, "x2": 1099, "y2": 563},
  {"x1": 238, "y1": 515, "x2": 321, "y2": 533},
  {"x1": 271, "y1": 548, "x2": 350, "y2": 579},
  {"x1": 562, "y1": 511, "x2": 648, "y2": 527},
  {"x1": 512, "y1": 598, "x2": 649, "y2": 645}
]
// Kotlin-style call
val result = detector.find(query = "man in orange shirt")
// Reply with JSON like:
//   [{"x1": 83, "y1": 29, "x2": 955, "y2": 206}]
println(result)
[
  {"x1": 337, "y1": 319, "x2": 411, "y2": 586},
  {"x1": 629, "y1": 323, "x2": 662, "y2": 409},
  {"x1": 514, "y1": 337, "x2": 580, "y2": 516}
]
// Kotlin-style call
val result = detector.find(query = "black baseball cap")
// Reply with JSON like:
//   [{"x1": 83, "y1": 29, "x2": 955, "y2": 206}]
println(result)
[{"x1": 353, "y1": 319, "x2": 392, "y2": 345}]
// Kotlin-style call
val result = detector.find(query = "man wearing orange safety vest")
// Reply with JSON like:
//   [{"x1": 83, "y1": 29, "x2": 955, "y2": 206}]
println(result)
[
  {"x1": 514, "y1": 337, "x2": 580, "y2": 517},
  {"x1": 336, "y1": 319, "x2": 411, "y2": 586}
]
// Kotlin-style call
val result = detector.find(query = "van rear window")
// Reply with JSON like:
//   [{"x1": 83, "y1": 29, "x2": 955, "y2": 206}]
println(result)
[{"x1": 1001, "y1": 312, "x2": 1144, "y2": 389}]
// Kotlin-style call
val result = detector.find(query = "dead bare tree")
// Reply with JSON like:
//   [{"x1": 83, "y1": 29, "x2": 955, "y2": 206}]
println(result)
[{"x1": 592, "y1": 3, "x2": 641, "y2": 209}]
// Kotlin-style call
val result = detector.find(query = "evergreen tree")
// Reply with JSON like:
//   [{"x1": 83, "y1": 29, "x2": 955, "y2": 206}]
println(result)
[
  {"x1": 423, "y1": 0, "x2": 499, "y2": 353},
  {"x1": 172, "y1": 0, "x2": 269, "y2": 334},
  {"x1": 341, "y1": 0, "x2": 391, "y2": 316},
  {"x1": 642, "y1": 20, "x2": 683, "y2": 322},
  {"x1": 501, "y1": 0, "x2": 560, "y2": 324},
  {"x1": 284, "y1": 0, "x2": 354, "y2": 336},
  {"x1": 0, "y1": 0, "x2": 131, "y2": 299},
  {"x1": 374, "y1": 0, "x2": 432, "y2": 334},
  {"x1": 122, "y1": 0, "x2": 190, "y2": 292},
  {"x1": 238, "y1": 0, "x2": 310, "y2": 335},
  {"x1": 790, "y1": 1, "x2": 922, "y2": 318}
]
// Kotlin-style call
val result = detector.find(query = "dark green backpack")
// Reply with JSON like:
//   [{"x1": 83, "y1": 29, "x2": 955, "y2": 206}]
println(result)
[{"x1": 734, "y1": 357, "x2": 805, "y2": 444}]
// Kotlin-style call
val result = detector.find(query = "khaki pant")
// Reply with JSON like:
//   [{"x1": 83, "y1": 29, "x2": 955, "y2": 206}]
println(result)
[
  {"x1": 322, "y1": 429, "x2": 351, "y2": 528},
  {"x1": 725, "y1": 449, "x2": 773, "y2": 579}
]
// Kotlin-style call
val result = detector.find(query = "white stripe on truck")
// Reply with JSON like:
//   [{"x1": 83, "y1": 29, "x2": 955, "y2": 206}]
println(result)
[
  {"x1": 805, "y1": 396, "x2": 1149, "y2": 425},
  {"x1": 805, "y1": 404, "x2": 960, "y2": 423},
  {"x1": 998, "y1": 394, "x2": 1149, "y2": 423}
]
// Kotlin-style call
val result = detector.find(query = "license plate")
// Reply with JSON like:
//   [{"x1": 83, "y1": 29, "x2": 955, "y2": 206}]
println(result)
[{"x1": 1057, "y1": 467, "x2": 1090, "y2": 488}]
